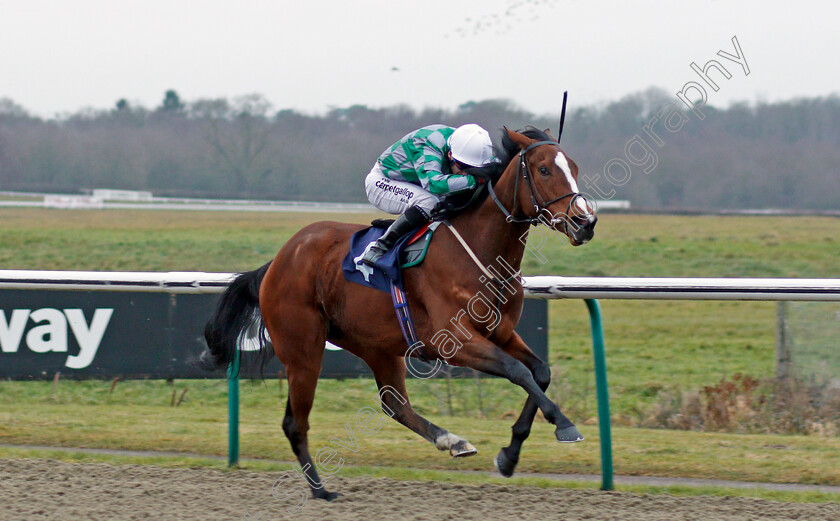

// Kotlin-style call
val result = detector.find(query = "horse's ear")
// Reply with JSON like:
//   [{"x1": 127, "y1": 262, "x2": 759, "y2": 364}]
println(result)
[
  {"x1": 543, "y1": 129, "x2": 557, "y2": 141},
  {"x1": 504, "y1": 127, "x2": 535, "y2": 150}
]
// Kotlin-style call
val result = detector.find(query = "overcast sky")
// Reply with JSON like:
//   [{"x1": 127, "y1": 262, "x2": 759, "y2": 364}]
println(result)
[{"x1": 1, "y1": 0, "x2": 837, "y2": 118}]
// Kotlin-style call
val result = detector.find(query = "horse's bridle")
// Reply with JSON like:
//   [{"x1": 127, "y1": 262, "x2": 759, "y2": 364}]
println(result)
[{"x1": 485, "y1": 140, "x2": 587, "y2": 227}]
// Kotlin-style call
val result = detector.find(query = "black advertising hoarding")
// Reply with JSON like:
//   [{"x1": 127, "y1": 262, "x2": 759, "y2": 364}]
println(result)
[
  {"x1": 0, "y1": 290, "x2": 198, "y2": 379},
  {"x1": 0, "y1": 289, "x2": 547, "y2": 380}
]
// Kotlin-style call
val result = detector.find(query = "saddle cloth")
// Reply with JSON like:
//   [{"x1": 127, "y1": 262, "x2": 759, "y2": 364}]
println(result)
[{"x1": 341, "y1": 221, "x2": 440, "y2": 293}]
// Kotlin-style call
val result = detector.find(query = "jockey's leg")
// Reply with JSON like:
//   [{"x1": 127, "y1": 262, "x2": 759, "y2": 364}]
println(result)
[
  {"x1": 362, "y1": 163, "x2": 438, "y2": 267},
  {"x1": 364, "y1": 162, "x2": 440, "y2": 215},
  {"x1": 360, "y1": 206, "x2": 430, "y2": 267}
]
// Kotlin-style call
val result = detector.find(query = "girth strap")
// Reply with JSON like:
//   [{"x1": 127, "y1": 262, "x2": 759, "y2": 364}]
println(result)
[{"x1": 390, "y1": 280, "x2": 431, "y2": 362}]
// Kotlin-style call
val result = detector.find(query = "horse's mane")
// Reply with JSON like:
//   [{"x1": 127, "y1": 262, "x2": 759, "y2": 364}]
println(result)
[{"x1": 468, "y1": 126, "x2": 555, "y2": 186}]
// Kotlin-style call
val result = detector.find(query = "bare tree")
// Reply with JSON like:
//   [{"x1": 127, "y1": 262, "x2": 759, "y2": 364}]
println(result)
[{"x1": 193, "y1": 94, "x2": 274, "y2": 195}]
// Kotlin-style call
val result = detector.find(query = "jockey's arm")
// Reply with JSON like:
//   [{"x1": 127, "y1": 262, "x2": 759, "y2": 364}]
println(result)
[{"x1": 415, "y1": 141, "x2": 477, "y2": 195}]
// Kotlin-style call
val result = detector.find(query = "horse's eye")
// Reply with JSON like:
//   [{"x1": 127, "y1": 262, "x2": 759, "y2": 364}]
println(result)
[{"x1": 538, "y1": 166, "x2": 550, "y2": 176}]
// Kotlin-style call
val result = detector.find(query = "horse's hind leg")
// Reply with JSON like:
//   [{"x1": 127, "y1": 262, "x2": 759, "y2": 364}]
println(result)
[
  {"x1": 263, "y1": 298, "x2": 338, "y2": 501},
  {"x1": 367, "y1": 354, "x2": 477, "y2": 458},
  {"x1": 280, "y1": 361, "x2": 339, "y2": 501}
]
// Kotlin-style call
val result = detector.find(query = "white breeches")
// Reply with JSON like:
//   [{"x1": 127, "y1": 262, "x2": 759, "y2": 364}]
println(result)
[{"x1": 364, "y1": 163, "x2": 440, "y2": 215}]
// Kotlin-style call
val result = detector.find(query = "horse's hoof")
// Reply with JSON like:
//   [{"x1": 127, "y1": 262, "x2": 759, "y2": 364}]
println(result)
[
  {"x1": 314, "y1": 490, "x2": 341, "y2": 502},
  {"x1": 450, "y1": 440, "x2": 478, "y2": 458},
  {"x1": 555, "y1": 425, "x2": 584, "y2": 443},
  {"x1": 494, "y1": 448, "x2": 516, "y2": 478}
]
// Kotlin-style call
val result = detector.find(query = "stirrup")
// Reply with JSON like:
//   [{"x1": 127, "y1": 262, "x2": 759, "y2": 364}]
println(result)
[
  {"x1": 361, "y1": 243, "x2": 388, "y2": 267},
  {"x1": 360, "y1": 206, "x2": 429, "y2": 268}
]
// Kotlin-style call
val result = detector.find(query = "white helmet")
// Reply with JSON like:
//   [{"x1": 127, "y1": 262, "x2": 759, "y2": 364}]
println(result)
[{"x1": 448, "y1": 124, "x2": 494, "y2": 167}]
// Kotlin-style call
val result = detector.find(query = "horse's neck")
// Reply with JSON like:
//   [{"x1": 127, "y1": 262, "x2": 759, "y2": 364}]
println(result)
[{"x1": 448, "y1": 169, "x2": 531, "y2": 275}]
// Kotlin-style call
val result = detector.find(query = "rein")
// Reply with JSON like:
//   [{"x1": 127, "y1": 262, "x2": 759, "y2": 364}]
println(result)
[{"x1": 486, "y1": 140, "x2": 580, "y2": 226}]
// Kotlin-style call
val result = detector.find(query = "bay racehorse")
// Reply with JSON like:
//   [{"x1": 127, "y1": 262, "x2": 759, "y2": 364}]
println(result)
[{"x1": 201, "y1": 127, "x2": 597, "y2": 500}]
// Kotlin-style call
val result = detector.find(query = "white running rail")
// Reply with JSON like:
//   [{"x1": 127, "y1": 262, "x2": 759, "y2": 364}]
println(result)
[{"x1": 0, "y1": 270, "x2": 839, "y2": 301}]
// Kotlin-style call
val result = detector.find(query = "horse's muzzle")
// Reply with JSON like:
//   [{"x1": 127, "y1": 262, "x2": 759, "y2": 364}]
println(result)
[{"x1": 567, "y1": 214, "x2": 597, "y2": 245}]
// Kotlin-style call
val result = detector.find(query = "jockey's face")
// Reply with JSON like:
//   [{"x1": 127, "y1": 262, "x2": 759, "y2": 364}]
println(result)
[{"x1": 448, "y1": 153, "x2": 470, "y2": 175}]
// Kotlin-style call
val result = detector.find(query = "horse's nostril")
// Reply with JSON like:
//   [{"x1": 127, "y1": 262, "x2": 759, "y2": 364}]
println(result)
[
  {"x1": 572, "y1": 215, "x2": 591, "y2": 227},
  {"x1": 571, "y1": 214, "x2": 597, "y2": 232}
]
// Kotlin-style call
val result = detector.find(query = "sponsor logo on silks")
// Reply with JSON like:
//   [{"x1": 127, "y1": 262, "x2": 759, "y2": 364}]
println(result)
[
  {"x1": 0, "y1": 308, "x2": 114, "y2": 369},
  {"x1": 374, "y1": 180, "x2": 415, "y2": 200}
]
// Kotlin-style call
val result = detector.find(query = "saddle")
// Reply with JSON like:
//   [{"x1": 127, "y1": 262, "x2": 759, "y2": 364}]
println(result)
[
  {"x1": 370, "y1": 219, "x2": 439, "y2": 269},
  {"x1": 345, "y1": 189, "x2": 478, "y2": 281},
  {"x1": 341, "y1": 221, "x2": 440, "y2": 293}
]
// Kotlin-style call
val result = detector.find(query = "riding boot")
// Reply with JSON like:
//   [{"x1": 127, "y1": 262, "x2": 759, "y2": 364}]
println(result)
[{"x1": 361, "y1": 206, "x2": 431, "y2": 267}]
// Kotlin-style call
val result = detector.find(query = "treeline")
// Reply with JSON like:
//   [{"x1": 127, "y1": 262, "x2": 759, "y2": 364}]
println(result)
[{"x1": 0, "y1": 88, "x2": 838, "y2": 209}]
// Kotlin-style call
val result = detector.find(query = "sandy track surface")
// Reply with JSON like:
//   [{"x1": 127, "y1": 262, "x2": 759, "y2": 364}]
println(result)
[{"x1": 2, "y1": 458, "x2": 839, "y2": 521}]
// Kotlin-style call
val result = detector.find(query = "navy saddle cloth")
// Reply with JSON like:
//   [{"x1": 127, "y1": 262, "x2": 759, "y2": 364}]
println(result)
[{"x1": 341, "y1": 222, "x2": 437, "y2": 293}]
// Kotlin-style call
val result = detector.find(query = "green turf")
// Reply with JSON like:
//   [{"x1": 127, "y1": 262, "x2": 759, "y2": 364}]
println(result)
[
  {"x1": 1, "y1": 208, "x2": 837, "y2": 415},
  {"x1": 1, "y1": 208, "x2": 839, "y2": 486},
  {"x1": 1, "y1": 209, "x2": 838, "y2": 276},
  {"x1": 2, "y1": 378, "x2": 840, "y2": 486}
]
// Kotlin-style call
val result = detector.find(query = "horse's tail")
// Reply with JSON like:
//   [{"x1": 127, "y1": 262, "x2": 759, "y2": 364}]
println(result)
[{"x1": 197, "y1": 262, "x2": 272, "y2": 374}]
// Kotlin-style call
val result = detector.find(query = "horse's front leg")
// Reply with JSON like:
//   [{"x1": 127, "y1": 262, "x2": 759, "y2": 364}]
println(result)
[
  {"x1": 493, "y1": 332, "x2": 573, "y2": 477},
  {"x1": 449, "y1": 338, "x2": 583, "y2": 447}
]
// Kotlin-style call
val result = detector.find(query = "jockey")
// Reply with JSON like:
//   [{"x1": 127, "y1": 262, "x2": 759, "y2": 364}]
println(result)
[{"x1": 361, "y1": 123, "x2": 496, "y2": 267}]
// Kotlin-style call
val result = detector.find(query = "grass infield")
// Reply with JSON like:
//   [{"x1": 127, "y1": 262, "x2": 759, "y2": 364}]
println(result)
[{"x1": 1, "y1": 208, "x2": 839, "y2": 490}]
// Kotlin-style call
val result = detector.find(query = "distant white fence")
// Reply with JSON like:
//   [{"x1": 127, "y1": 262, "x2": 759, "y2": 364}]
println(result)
[
  {"x1": 0, "y1": 190, "x2": 630, "y2": 213},
  {"x1": 92, "y1": 189, "x2": 153, "y2": 201},
  {"x1": 0, "y1": 194, "x2": 378, "y2": 213},
  {"x1": 593, "y1": 200, "x2": 630, "y2": 210},
  {"x1": 43, "y1": 195, "x2": 104, "y2": 209}
]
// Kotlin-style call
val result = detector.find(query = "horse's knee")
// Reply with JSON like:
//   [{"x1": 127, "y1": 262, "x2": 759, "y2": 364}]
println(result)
[
  {"x1": 282, "y1": 411, "x2": 296, "y2": 437},
  {"x1": 532, "y1": 360, "x2": 551, "y2": 391},
  {"x1": 503, "y1": 358, "x2": 538, "y2": 389}
]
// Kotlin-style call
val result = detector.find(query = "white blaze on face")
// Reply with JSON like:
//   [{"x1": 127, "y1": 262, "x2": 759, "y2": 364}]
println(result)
[{"x1": 555, "y1": 151, "x2": 589, "y2": 214}]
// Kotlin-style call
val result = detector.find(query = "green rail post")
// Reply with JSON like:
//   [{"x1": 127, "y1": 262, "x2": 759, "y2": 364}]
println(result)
[
  {"x1": 227, "y1": 351, "x2": 240, "y2": 467},
  {"x1": 584, "y1": 299, "x2": 613, "y2": 490}
]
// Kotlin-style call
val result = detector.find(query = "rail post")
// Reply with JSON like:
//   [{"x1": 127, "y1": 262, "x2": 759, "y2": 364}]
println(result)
[
  {"x1": 227, "y1": 351, "x2": 240, "y2": 467},
  {"x1": 585, "y1": 299, "x2": 613, "y2": 490}
]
